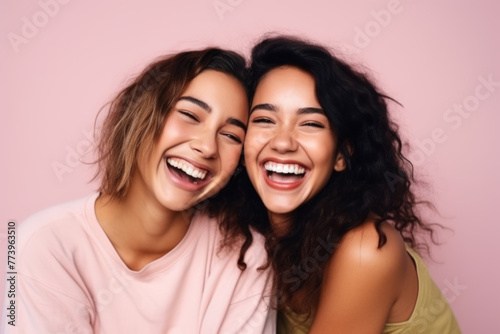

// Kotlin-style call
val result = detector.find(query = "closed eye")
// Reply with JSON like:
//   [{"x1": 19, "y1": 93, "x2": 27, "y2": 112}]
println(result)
[
  {"x1": 178, "y1": 110, "x2": 199, "y2": 122},
  {"x1": 221, "y1": 132, "x2": 243, "y2": 144},
  {"x1": 302, "y1": 121, "x2": 325, "y2": 128},
  {"x1": 251, "y1": 117, "x2": 274, "y2": 124}
]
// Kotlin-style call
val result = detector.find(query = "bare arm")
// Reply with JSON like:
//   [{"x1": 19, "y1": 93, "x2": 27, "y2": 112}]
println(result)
[{"x1": 309, "y1": 222, "x2": 412, "y2": 334}]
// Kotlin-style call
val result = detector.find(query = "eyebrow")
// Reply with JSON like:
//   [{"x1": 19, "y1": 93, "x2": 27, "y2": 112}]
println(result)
[
  {"x1": 178, "y1": 96, "x2": 212, "y2": 112},
  {"x1": 250, "y1": 103, "x2": 325, "y2": 115},
  {"x1": 178, "y1": 96, "x2": 246, "y2": 131},
  {"x1": 228, "y1": 118, "x2": 247, "y2": 132},
  {"x1": 250, "y1": 103, "x2": 276, "y2": 113},
  {"x1": 297, "y1": 107, "x2": 325, "y2": 115}
]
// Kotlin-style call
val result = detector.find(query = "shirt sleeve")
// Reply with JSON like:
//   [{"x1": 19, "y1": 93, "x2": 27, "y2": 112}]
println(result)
[
  {"x1": 202, "y1": 230, "x2": 277, "y2": 334},
  {"x1": 5, "y1": 273, "x2": 95, "y2": 334},
  {"x1": 4, "y1": 206, "x2": 97, "y2": 334},
  {"x1": 220, "y1": 289, "x2": 277, "y2": 334}
]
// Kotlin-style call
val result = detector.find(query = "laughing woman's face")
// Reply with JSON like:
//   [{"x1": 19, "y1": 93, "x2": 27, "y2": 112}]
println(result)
[
  {"x1": 244, "y1": 66, "x2": 345, "y2": 225},
  {"x1": 134, "y1": 69, "x2": 248, "y2": 212}
]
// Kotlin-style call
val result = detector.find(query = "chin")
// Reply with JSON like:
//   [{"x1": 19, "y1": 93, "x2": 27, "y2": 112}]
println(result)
[
  {"x1": 264, "y1": 203, "x2": 298, "y2": 216},
  {"x1": 158, "y1": 194, "x2": 197, "y2": 212}
]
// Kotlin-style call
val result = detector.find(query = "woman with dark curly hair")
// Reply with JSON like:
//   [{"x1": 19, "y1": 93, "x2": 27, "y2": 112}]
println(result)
[{"x1": 216, "y1": 35, "x2": 461, "y2": 333}]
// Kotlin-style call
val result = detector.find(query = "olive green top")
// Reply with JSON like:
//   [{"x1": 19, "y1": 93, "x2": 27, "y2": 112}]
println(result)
[
  {"x1": 382, "y1": 247, "x2": 461, "y2": 333},
  {"x1": 276, "y1": 247, "x2": 461, "y2": 334},
  {"x1": 277, "y1": 307, "x2": 313, "y2": 334}
]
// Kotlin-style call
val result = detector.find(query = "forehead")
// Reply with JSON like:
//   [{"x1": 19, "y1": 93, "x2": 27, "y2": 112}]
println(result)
[
  {"x1": 180, "y1": 69, "x2": 249, "y2": 121},
  {"x1": 253, "y1": 66, "x2": 319, "y2": 107},
  {"x1": 184, "y1": 69, "x2": 241, "y2": 94}
]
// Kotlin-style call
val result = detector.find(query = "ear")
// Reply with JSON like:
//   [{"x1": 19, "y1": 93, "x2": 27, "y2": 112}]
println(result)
[
  {"x1": 333, "y1": 152, "x2": 347, "y2": 172},
  {"x1": 333, "y1": 142, "x2": 352, "y2": 172}
]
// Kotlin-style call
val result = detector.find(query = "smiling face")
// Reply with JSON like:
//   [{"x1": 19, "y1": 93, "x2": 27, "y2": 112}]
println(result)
[
  {"x1": 244, "y1": 66, "x2": 346, "y2": 226},
  {"x1": 133, "y1": 69, "x2": 248, "y2": 212}
]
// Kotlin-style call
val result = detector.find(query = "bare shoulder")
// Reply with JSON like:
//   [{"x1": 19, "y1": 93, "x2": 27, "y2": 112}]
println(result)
[
  {"x1": 330, "y1": 220, "x2": 408, "y2": 272},
  {"x1": 309, "y1": 221, "x2": 413, "y2": 333},
  {"x1": 322, "y1": 220, "x2": 410, "y2": 308}
]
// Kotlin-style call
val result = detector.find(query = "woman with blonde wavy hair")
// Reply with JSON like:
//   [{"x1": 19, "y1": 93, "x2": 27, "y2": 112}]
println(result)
[{"x1": 5, "y1": 48, "x2": 275, "y2": 333}]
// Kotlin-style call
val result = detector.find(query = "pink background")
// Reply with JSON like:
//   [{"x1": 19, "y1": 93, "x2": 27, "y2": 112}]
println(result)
[{"x1": 1, "y1": 0, "x2": 499, "y2": 332}]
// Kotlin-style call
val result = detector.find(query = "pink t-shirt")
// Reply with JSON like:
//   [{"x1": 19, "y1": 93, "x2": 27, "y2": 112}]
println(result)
[{"x1": 2, "y1": 194, "x2": 275, "y2": 334}]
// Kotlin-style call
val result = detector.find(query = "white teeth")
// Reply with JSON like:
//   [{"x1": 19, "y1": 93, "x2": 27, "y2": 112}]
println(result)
[
  {"x1": 264, "y1": 161, "x2": 306, "y2": 175},
  {"x1": 167, "y1": 158, "x2": 207, "y2": 179}
]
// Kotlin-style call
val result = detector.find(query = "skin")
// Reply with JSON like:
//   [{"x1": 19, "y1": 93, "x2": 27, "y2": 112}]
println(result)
[
  {"x1": 244, "y1": 66, "x2": 345, "y2": 234},
  {"x1": 245, "y1": 66, "x2": 419, "y2": 333},
  {"x1": 309, "y1": 221, "x2": 419, "y2": 333},
  {"x1": 95, "y1": 70, "x2": 248, "y2": 271}
]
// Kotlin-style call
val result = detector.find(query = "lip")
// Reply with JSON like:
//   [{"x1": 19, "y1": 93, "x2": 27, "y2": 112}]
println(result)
[
  {"x1": 164, "y1": 155, "x2": 214, "y2": 191},
  {"x1": 260, "y1": 158, "x2": 309, "y2": 191}
]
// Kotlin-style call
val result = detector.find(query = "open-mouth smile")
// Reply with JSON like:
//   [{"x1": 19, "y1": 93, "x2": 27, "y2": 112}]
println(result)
[
  {"x1": 166, "y1": 157, "x2": 212, "y2": 189},
  {"x1": 262, "y1": 160, "x2": 308, "y2": 189}
]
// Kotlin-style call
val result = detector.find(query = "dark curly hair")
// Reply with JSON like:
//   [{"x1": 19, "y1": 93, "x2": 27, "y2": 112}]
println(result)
[{"x1": 211, "y1": 35, "x2": 438, "y2": 316}]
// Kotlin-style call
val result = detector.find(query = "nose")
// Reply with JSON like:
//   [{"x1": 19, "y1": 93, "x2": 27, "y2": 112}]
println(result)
[
  {"x1": 190, "y1": 128, "x2": 218, "y2": 159},
  {"x1": 269, "y1": 127, "x2": 298, "y2": 154}
]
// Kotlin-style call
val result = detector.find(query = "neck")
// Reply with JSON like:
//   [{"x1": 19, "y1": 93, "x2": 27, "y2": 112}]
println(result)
[
  {"x1": 95, "y1": 188, "x2": 191, "y2": 271},
  {"x1": 268, "y1": 212, "x2": 293, "y2": 237}
]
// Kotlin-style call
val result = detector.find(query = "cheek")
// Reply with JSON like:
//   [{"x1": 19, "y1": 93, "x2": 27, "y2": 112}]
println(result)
[
  {"x1": 220, "y1": 146, "x2": 242, "y2": 174},
  {"x1": 244, "y1": 129, "x2": 268, "y2": 160},
  {"x1": 160, "y1": 118, "x2": 189, "y2": 142},
  {"x1": 243, "y1": 141, "x2": 260, "y2": 174},
  {"x1": 305, "y1": 135, "x2": 337, "y2": 167}
]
